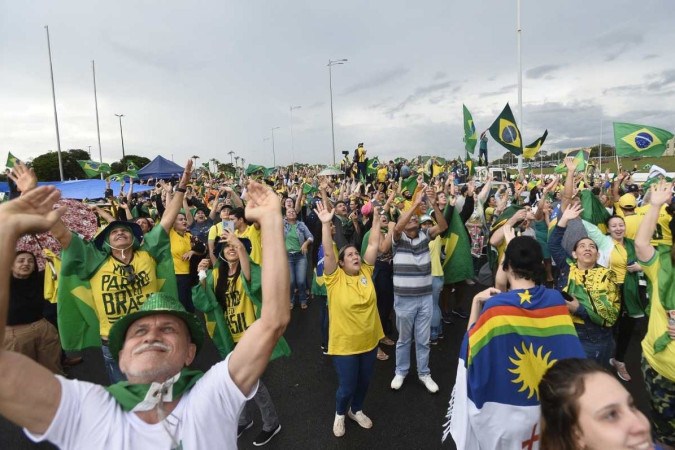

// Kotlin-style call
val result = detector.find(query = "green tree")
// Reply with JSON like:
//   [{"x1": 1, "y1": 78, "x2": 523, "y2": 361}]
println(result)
[
  {"x1": 110, "y1": 154, "x2": 151, "y2": 175},
  {"x1": 31, "y1": 150, "x2": 87, "y2": 181}
]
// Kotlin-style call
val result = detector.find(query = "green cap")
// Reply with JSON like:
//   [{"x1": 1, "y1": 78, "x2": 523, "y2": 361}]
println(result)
[{"x1": 107, "y1": 292, "x2": 205, "y2": 361}]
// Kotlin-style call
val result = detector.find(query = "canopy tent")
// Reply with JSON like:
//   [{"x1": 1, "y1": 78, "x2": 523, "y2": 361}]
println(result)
[
  {"x1": 136, "y1": 155, "x2": 184, "y2": 180},
  {"x1": 0, "y1": 180, "x2": 153, "y2": 200}
]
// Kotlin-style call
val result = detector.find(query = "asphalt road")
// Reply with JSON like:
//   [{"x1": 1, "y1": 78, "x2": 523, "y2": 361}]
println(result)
[{"x1": 0, "y1": 283, "x2": 651, "y2": 450}]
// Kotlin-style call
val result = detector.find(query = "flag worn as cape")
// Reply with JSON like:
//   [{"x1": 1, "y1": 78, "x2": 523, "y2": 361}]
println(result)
[
  {"x1": 523, "y1": 130, "x2": 548, "y2": 160},
  {"x1": 613, "y1": 122, "x2": 674, "y2": 158},
  {"x1": 489, "y1": 103, "x2": 523, "y2": 155},
  {"x1": 443, "y1": 286, "x2": 585, "y2": 449},
  {"x1": 191, "y1": 260, "x2": 291, "y2": 360},
  {"x1": 442, "y1": 207, "x2": 474, "y2": 283},
  {"x1": 57, "y1": 226, "x2": 178, "y2": 351},
  {"x1": 579, "y1": 189, "x2": 610, "y2": 233},
  {"x1": 463, "y1": 104, "x2": 478, "y2": 154}
]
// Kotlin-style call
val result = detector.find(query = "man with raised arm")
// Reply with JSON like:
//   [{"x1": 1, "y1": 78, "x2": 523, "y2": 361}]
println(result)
[{"x1": 0, "y1": 181, "x2": 290, "y2": 449}]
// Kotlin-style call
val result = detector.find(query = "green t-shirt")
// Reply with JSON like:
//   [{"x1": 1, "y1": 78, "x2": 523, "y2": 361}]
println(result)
[{"x1": 285, "y1": 223, "x2": 301, "y2": 252}]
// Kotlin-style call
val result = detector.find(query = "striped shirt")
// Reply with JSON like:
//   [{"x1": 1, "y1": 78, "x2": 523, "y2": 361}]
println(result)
[{"x1": 392, "y1": 229, "x2": 432, "y2": 297}]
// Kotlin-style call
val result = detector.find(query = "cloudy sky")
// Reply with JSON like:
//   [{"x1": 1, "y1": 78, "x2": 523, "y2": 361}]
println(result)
[{"x1": 2, "y1": 0, "x2": 674, "y2": 168}]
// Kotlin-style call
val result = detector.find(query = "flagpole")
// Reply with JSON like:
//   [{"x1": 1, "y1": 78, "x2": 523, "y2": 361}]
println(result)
[
  {"x1": 92, "y1": 60, "x2": 104, "y2": 180},
  {"x1": 516, "y1": 0, "x2": 523, "y2": 172},
  {"x1": 599, "y1": 117, "x2": 603, "y2": 173},
  {"x1": 45, "y1": 25, "x2": 64, "y2": 181}
]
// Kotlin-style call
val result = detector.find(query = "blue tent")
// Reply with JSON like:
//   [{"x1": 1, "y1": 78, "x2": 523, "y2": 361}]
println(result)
[{"x1": 137, "y1": 155, "x2": 184, "y2": 180}]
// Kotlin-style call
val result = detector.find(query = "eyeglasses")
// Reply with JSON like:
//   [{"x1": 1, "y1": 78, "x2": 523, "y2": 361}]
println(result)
[{"x1": 120, "y1": 264, "x2": 137, "y2": 285}]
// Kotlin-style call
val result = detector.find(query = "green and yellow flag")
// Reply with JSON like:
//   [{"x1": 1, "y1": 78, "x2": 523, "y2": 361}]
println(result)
[
  {"x1": 613, "y1": 122, "x2": 674, "y2": 158},
  {"x1": 554, "y1": 148, "x2": 589, "y2": 174},
  {"x1": 442, "y1": 207, "x2": 474, "y2": 283},
  {"x1": 523, "y1": 130, "x2": 548, "y2": 159},
  {"x1": 78, "y1": 160, "x2": 111, "y2": 178},
  {"x1": 465, "y1": 151, "x2": 475, "y2": 177},
  {"x1": 488, "y1": 103, "x2": 522, "y2": 155},
  {"x1": 463, "y1": 104, "x2": 478, "y2": 153},
  {"x1": 57, "y1": 227, "x2": 178, "y2": 351},
  {"x1": 245, "y1": 164, "x2": 266, "y2": 176},
  {"x1": 366, "y1": 157, "x2": 380, "y2": 178},
  {"x1": 400, "y1": 175, "x2": 418, "y2": 194},
  {"x1": 6, "y1": 151, "x2": 20, "y2": 169}
]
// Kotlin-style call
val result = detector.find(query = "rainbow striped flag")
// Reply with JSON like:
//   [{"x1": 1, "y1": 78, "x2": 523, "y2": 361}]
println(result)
[{"x1": 443, "y1": 286, "x2": 585, "y2": 449}]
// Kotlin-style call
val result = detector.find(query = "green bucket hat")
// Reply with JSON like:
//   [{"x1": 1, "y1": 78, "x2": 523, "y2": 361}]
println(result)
[{"x1": 107, "y1": 292, "x2": 205, "y2": 361}]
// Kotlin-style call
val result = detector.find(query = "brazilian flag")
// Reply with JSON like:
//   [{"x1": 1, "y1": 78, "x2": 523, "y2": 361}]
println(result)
[
  {"x1": 400, "y1": 175, "x2": 418, "y2": 194},
  {"x1": 488, "y1": 103, "x2": 522, "y2": 155},
  {"x1": 245, "y1": 164, "x2": 266, "y2": 176},
  {"x1": 302, "y1": 182, "x2": 318, "y2": 196},
  {"x1": 613, "y1": 122, "x2": 674, "y2": 158},
  {"x1": 554, "y1": 148, "x2": 588, "y2": 174},
  {"x1": 78, "y1": 160, "x2": 111, "y2": 178},
  {"x1": 463, "y1": 104, "x2": 477, "y2": 153},
  {"x1": 465, "y1": 151, "x2": 475, "y2": 177},
  {"x1": 6, "y1": 151, "x2": 20, "y2": 169},
  {"x1": 367, "y1": 157, "x2": 380, "y2": 176},
  {"x1": 523, "y1": 130, "x2": 548, "y2": 159}
]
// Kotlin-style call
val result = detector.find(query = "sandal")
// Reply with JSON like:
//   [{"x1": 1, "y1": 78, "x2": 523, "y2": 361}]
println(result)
[
  {"x1": 301, "y1": 303, "x2": 308, "y2": 310},
  {"x1": 377, "y1": 349, "x2": 389, "y2": 361}
]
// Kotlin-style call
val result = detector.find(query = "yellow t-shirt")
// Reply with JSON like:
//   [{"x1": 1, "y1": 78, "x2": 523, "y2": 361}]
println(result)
[
  {"x1": 357, "y1": 147, "x2": 366, "y2": 163},
  {"x1": 169, "y1": 229, "x2": 192, "y2": 275},
  {"x1": 325, "y1": 263, "x2": 384, "y2": 355},
  {"x1": 639, "y1": 252, "x2": 675, "y2": 380},
  {"x1": 377, "y1": 166, "x2": 388, "y2": 183},
  {"x1": 617, "y1": 204, "x2": 672, "y2": 246},
  {"x1": 235, "y1": 225, "x2": 262, "y2": 265},
  {"x1": 90, "y1": 251, "x2": 160, "y2": 338},
  {"x1": 209, "y1": 270, "x2": 257, "y2": 344},
  {"x1": 608, "y1": 240, "x2": 628, "y2": 284},
  {"x1": 207, "y1": 222, "x2": 225, "y2": 242},
  {"x1": 429, "y1": 235, "x2": 444, "y2": 277}
]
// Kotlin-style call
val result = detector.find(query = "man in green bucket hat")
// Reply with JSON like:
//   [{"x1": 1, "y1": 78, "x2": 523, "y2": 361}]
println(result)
[{"x1": 0, "y1": 180, "x2": 291, "y2": 449}]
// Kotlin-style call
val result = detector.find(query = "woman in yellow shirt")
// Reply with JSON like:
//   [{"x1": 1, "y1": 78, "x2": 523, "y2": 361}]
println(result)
[
  {"x1": 316, "y1": 200, "x2": 384, "y2": 438},
  {"x1": 170, "y1": 212, "x2": 200, "y2": 312}
]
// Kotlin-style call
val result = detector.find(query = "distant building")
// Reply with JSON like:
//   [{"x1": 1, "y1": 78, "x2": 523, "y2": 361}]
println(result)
[{"x1": 665, "y1": 137, "x2": 675, "y2": 156}]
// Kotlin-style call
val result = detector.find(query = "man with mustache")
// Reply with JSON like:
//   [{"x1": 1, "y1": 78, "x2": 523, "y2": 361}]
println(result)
[{"x1": 0, "y1": 181, "x2": 290, "y2": 449}]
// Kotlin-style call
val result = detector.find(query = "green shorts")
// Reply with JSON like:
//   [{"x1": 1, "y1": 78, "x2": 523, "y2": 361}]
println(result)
[{"x1": 641, "y1": 357, "x2": 675, "y2": 446}]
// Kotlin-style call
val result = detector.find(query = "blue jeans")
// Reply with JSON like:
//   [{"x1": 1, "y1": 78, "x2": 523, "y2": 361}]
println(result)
[
  {"x1": 430, "y1": 276, "x2": 444, "y2": 340},
  {"x1": 101, "y1": 342, "x2": 127, "y2": 384},
  {"x1": 288, "y1": 252, "x2": 308, "y2": 306},
  {"x1": 238, "y1": 380, "x2": 279, "y2": 432},
  {"x1": 332, "y1": 347, "x2": 377, "y2": 415},
  {"x1": 394, "y1": 294, "x2": 433, "y2": 377},
  {"x1": 575, "y1": 323, "x2": 614, "y2": 367}
]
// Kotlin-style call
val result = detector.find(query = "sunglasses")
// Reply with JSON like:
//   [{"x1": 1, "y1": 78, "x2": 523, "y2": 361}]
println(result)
[{"x1": 120, "y1": 264, "x2": 137, "y2": 285}]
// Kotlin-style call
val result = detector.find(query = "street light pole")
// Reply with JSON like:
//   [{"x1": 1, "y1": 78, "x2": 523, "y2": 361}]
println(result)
[
  {"x1": 271, "y1": 127, "x2": 280, "y2": 167},
  {"x1": 290, "y1": 105, "x2": 301, "y2": 172},
  {"x1": 328, "y1": 59, "x2": 348, "y2": 166},
  {"x1": 44, "y1": 25, "x2": 64, "y2": 181},
  {"x1": 115, "y1": 114, "x2": 126, "y2": 160}
]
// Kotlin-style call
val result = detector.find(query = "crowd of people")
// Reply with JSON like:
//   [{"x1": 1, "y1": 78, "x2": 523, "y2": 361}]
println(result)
[{"x1": 0, "y1": 144, "x2": 673, "y2": 449}]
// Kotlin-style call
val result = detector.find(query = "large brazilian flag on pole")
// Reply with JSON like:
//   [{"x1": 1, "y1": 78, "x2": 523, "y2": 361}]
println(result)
[
  {"x1": 613, "y1": 122, "x2": 674, "y2": 158},
  {"x1": 463, "y1": 104, "x2": 478, "y2": 154},
  {"x1": 489, "y1": 103, "x2": 523, "y2": 155}
]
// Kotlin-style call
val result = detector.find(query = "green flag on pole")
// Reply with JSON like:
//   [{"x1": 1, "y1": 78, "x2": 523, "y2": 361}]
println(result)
[
  {"x1": 613, "y1": 122, "x2": 674, "y2": 158},
  {"x1": 77, "y1": 160, "x2": 111, "y2": 178},
  {"x1": 488, "y1": 103, "x2": 523, "y2": 155},
  {"x1": 400, "y1": 175, "x2": 418, "y2": 195},
  {"x1": 554, "y1": 148, "x2": 589, "y2": 174},
  {"x1": 523, "y1": 130, "x2": 548, "y2": 160},
  {"x1": 442, "y1": 207, "x2": 474, "y2": 283},
  {"x1": 463, "y1": 104, "x2": 478, "y2": 154}
]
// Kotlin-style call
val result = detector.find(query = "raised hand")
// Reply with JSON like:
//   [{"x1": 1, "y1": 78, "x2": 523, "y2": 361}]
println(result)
[
  {"x1": 649, "y1": 180, "x2": 672, "y2": 207},
  {"x1": 179, "y1": 159, "x2": 194, "y2": 188},
  {"x1": 313, "y1": 200, "x2": 335, "y2": 224},
  {"x1": 559, "y1": 203, "x2": 584, "y2": 227},
  {"x1": 245, "y1": 180, "x2": 281, "y2": 224},
  {"x1": 563, "y1": 156, "x2": 577, "y2": 172},
  {"x1": 8, "y1": 161, "x2": 38, "y2": 193},
  {"x1": 0, "y1": 186, "x2": 66, "y2": 236}
]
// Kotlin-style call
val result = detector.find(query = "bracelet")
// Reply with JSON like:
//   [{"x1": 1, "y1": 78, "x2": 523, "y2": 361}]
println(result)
[{"x1": 176, "y1": 187, "x2": 187, "y2": 193}]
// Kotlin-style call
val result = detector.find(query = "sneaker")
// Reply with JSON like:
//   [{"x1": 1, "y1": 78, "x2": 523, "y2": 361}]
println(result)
[
  {"x1": 451, "y1": 309, "x2": 469, "y2": 319},
  {"x1": 348, "y1": 410, "x2": 373, "y2": 429},
  {"x1": 609, "y1": 358, "x2": 632, "y2": 382},
  {"x1": 333, "y1": 414, "x2": 345, "y2": 437},
  {"x1": 430, "y1": 338, "x2": 439, "y2": 345},
  {"x1": 237, "y1": 420, "x2": 253, "y2": 438},
  {"x1": 253, "y1": 424, "x2": 281, "y2": 446},
  {"x1": 321, "y1": 345, "x2": 328, "y2": 355},
  {"x1": 438, "y1": 332, "x2": 445, "y2": 340},
  {"x1": 390, "y1": 374, "x2": 406, "y2": 390},
  {"x1": 419, "y1": 374, "x2": 439, "y2": 393}
]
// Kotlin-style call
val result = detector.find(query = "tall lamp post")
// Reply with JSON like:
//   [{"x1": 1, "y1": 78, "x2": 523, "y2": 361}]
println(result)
[
  {"x1": 290, "y1": 105, "x2": 301, "y2": 172},
  {"x1": 114, "y1": 114, "x2": 126, "y2": 160},
  {"x1": 328, "y1": 58, "x2": 348, "y2": 165},
  {"x1": 271, "y1": 126, "x2": 280, "y2": 167}
]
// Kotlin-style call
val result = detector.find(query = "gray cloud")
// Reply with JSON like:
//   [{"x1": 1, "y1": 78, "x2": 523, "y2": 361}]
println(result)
[
  {"x1": 592, "y1": 30, "x2": 644, "y2": 62},
  {"x1": 603, "y1": 70, "x2": 675, "y2": 96},
  {"x1": 342, "y1": 67, "x2": 409, "y2": 95},
  {"x1": 479, "y1": 84, "x2": 517, "y2": 98},
  {"x1": 643, "y1": 54, "x2": 659, "y2": 60},
  {"x1": 645, "y1": 69, "x2": 675, "y2": 91},
  {"x1": 433, "y1": 71, "x2": 447, "y2": 80},
  {"x1": 526, "y1": 64, "x2": 564, "y2": 79},
  {"x1": 385, "y1": 81, "x2": 457, "y2": 117}
]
